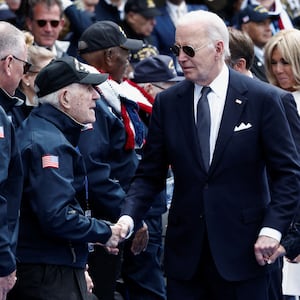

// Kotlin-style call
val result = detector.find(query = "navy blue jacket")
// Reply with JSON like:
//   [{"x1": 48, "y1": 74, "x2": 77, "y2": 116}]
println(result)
[
  {"x1": 16, "y1": 104, "x2": 112, "y2": 268},
  {"x1": 78, "y1": 99, "x2": 138, "y2": 222},
  {"x1": 0, "y1": 99, "x2": 23, "y2": 276}
]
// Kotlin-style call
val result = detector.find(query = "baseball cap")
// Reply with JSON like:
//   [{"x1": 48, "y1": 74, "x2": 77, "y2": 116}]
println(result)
[
  {"x1": 133, "y1": 55, "x2": 184, "y2": 83},
  {"x1": 35, "y1": 56, "x2": 108, "y2": 97},
  {"x1": 238, "y1": 4, "x2": 279, "y2": 26},
  {"x1": 78, "y1": 21, "x2": 143, "y2": 54},
  {"x1": 125, "y1": 0, "x2": 161, "y2": 18}
]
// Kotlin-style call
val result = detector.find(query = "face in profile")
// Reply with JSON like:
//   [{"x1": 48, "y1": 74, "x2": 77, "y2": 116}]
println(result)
[{"x1": 64, "y1": 84, "x2": 99, "y2": 124}]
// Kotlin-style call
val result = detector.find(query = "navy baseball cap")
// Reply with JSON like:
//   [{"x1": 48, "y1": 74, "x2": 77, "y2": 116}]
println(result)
[
  {"x1": 78, "y1": 21, "x2": 143, "y2": 54},
  {"x1": 35, "y1": 56, "x2": 108, "y2": 97},
  {"x1": 238, "y1": 4, "x2": 279, "y2": 26},
  {"x1": 133, "y1": 55, "x2": 184, "y2": 83},
  {"x1": 125, "y1": 0, "x2": 161, "y2": 18}
]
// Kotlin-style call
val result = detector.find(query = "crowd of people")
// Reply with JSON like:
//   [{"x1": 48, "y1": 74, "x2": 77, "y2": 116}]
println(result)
[{"x1": 1, "y1": 0, "x2": 300, "y2": 300}]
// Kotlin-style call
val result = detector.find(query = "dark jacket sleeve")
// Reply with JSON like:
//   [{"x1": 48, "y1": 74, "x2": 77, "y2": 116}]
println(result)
[
  {"x1": 78, "y1": 100, "x2": 138, "y2": 222},
  {"x1": 0, "y1": 109, "x2": 22, "y2": 276}
]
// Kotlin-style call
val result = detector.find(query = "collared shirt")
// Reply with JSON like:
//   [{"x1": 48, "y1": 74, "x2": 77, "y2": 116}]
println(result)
[
  {"x1": 193, "y1": 63, "x2": 281, "y2": 242},
  {"x1": 166, "y1": 0, "x2": 187, "y2": 25},
  {"x1": 254, "y1": 45, "x2": 264, "y2": 65},
  {"x1": 194, "y1": 63, "x2": 229, "y2": 165}
]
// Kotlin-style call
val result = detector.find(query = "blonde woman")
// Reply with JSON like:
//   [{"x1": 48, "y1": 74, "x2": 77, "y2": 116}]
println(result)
[{"x1": 264, "y1": 28, "x2": 300, "y2": 300}]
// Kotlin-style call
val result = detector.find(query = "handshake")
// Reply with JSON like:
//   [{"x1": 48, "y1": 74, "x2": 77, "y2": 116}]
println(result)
[{"x1": 102, "y1": 218, "x2": 149, "y2": 256}]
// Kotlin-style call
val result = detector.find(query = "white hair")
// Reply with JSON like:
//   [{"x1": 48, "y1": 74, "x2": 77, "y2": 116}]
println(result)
[{"x1": 177, "y1": 10, "x2": 230, "y2": 59}]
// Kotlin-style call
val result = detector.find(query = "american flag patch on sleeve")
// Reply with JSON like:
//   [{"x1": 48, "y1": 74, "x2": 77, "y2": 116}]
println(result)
[
  {"x1": 0, "y1": 126, "x2": 4, "y2": 138},
  {"x1": 42, "y1": 155, "x2": 59, "y2": 168}
]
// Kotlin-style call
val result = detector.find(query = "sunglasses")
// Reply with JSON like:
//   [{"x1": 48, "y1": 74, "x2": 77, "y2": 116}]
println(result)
[
  {"x1": 0, "y1": 55, "x2": 32, "y2": 74},
  {"x1": 34, "y1": 19, "x2": 60, "y2": 28},
  {"x1": 170, "y1": 43, "x2": 209, "y2": 57}
]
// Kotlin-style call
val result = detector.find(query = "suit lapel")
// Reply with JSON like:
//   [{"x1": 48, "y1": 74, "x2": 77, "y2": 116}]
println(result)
[{"x1": 210, "y1": 71, "x2": 248, "y2": 173}]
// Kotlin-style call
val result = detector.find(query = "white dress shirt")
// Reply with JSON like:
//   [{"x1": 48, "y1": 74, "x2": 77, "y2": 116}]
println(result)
[
  {"x1": 194, "y1": 63, "x2": 228, "y2": 165},
  {"x1": 193, "y1": 63, "x2": 281, "y2": 242}
]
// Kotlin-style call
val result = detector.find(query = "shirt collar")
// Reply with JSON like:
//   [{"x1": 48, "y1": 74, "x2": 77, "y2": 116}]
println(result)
[{"x1": 194, "y1": 63, "x2": 229, "y2": 99}]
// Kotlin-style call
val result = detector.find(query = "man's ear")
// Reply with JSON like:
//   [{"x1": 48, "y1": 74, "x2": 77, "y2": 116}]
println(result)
[
  {"x1": 26, "y1": 17, "x2": 33, "y2": 32},
  {"x1": 215, "y1": 40, "x2": 224, "y2": 57},
  {"x1": 59, "y1": 89, "x2": 71, "y2": 109},
  {"x1": 233, "y1": 58, "x2": 247, "y2": 73}
]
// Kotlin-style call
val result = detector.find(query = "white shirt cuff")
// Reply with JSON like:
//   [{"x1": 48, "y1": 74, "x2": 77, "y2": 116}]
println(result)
[
  {"x1": 259, "y1": 227, "x2": 282, "y2": 242},
  {"x1": 119, "y1": 215, "x2": 134, "y2": 239}
]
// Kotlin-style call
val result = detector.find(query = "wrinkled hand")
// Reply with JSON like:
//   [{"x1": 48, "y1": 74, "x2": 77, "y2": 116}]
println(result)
[
  {"x1": 0, "y1": 270, "x2": 16, "y2": 300},
  {"x1": 116, "y1": 219, "x2": 132, "y2": 240},
  {"x1": 131, "y1": 222, "x2": 149, "y2": 255},
  {"x1": 84, "y1": 265, "x2": 94, "y2": 294},
  {"x1": 254, "y1": 236, "x2": 280, "y2": 266},
  {"x1": 103, "y1": 223, "x2": 124, "y2": 255}
]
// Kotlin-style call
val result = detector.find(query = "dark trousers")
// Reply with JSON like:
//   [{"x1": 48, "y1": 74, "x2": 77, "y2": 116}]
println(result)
[
  {"x1": 121, "y1": 215, "x2": 166, "y2": 300},
  {"x1": 167, "y1": 236, "x2": 270, "y2": 300},
  {"x1": 88, "y1": 245, "x2": 122, "y2": 300},
  {"x1": 7, "y1": 263, "x2": 88, "y2": 300}
]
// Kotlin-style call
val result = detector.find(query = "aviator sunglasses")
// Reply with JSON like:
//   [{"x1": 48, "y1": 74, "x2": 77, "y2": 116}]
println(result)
[
  {"x1": 0, "y1": 55, "x2": 32, "y2": 74},
  {"x1": 170, "y1": 43, "x2": 209, "y2": 58},
  {"x1": 34, "y1": 19, "x2": 60, "y2": 28}
]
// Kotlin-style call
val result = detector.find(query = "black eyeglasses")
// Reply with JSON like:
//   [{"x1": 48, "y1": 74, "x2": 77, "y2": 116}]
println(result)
[
  {"x1": 34, "y1": 19, "x2": 60, "y2": 28},
  {"x1": 151, "y1": 83, "x2": 166, "y2": 90},
  {"x1": 170, "y1": 43, "x2": 209, "y2": 57},
  {"x1": 0, "y1": 55, "x2": 32, "y2": 74}
]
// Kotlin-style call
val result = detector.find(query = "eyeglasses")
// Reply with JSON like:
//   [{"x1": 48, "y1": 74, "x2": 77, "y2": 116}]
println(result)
[
  {"x1": 34, "y1": 19, "x2": 60, "y2": 28},
  {"x1": 151, "y1": 83, "x2": 166, "y2": 90},
  {"x1": 170, "y1": 43, "x2": 209, "y2": 57},
  {"x1": 0, "y1": 55, "x2": 32, "y2": 74}
]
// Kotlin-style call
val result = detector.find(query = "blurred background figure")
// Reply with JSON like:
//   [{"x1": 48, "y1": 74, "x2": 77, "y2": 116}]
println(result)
[
  {"x1": 19, "y1": 43, "x2": 54, "y2": 115},
  {"x1": 238, "y1": 3, "x2": 279, "y2": 82},
  {"x1": 120, "y1": 0, "x2": 161, "y2": 66},
  {"x1": 25, "y1": 0, "x2": 68, "y2": 57},
  {"x1": 264, "y1": 27, "x2": 300, "y2": 300},
  {"x1": 151, "y1": 0, "x2": 208, "y2": 74},
  {"x1": 240, "y1": 0, "x2": 294, "y2": 31},
  {"x1": 226, "y1": 27, "x2": 255, "y2": 77},
  {"x1": 94, "y1": 0, "x2": 127, "y2": 23}
]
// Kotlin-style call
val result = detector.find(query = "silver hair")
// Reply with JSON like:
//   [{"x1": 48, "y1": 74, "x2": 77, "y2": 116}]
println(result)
[
  {"x1": 0, "y1": 21, "x2": 26, "y2": 58},
  {"x1": 177, "y1": 10, "x2": 230, "y2": 59}
]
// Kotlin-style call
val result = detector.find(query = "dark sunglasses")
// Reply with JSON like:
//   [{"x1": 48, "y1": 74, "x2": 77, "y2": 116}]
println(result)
[
  {"x1": 0, "y1": 55, "x2": 32, "y2": 74},
  {"x1": 34, "y1": 19, "x2": 60, "y2": 28},
  {"x1": 170, "y1": 43, "x2": 208, "y2": 57}
]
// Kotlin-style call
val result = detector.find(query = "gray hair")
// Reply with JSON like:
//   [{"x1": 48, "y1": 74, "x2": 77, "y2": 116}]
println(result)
[
  {"x1": 0, "y1": 22, "x2": 26, "y2": 58},
  {"x1": 36, "y1": 90, "x2": 60, "y2": 107},
  {"x1": 177, "y1": 10, "x2": 230, "y2": 59}
]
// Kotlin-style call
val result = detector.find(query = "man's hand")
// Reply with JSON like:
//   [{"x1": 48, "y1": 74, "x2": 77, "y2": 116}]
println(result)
[
  {"x1": 254, "y1": 235, "x2": 280, "y2": 265},
  {"x1": 131, "y1": 222, "x2": 149, "y2": 255},
  {"x1": 102, "y1": 223, "x2": 124, "y2": 255},
  {"x1": 266, "y1": 245, "x2": 287, "y2": 264},
  {"x1": 84, "y1": 265, "x2": 94, "y2": 294},
  {"x1": 0, "y1": 270, "x2": 16, "y2": 300}
]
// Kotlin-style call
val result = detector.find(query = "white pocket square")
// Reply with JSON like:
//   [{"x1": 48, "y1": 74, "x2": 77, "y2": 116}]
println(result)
[{"x1": 234, "y1": 122, "x2": 252, "y2": 132}]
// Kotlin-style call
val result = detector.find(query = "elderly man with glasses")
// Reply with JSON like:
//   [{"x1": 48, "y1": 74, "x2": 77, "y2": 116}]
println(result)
[{"x1": 0, "y1": 21, "x2": 27, "y2": 300}]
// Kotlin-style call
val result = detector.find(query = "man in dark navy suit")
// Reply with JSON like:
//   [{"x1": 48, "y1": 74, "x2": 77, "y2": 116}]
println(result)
[{"x1": 116, "y1": 10, "x2": 300, "y2": 300}]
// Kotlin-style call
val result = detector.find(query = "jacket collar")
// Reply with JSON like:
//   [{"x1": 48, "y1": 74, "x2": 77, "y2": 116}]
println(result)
[
  {"x1": 0, "y1": 88, "x2": 24, "y2": 113},
  {"x1": 33, "y1": 103, "x2": 83, "y2": 147}
]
